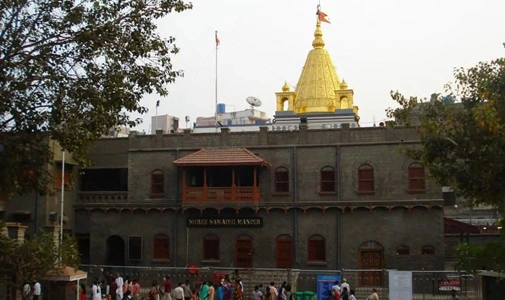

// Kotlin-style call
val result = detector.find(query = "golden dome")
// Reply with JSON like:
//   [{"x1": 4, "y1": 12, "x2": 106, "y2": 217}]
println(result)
[
  {"x1": 294, "y1": 20, "x2": 341, "y2": 114},
  {"x1": 282, "y1": 81, "x2": 290, "y2": 92},
  {"x1": 340, "y1": 79, "x2": 348, "y2": 89}
]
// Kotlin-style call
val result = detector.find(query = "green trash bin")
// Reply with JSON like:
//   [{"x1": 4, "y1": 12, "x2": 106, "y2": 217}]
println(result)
[
  {"x1": 303, "y1": 291, "x2": 316, "y2": 300},
  {"x1": 293, "y1": 291, "x2": 304, "y2": 300}
]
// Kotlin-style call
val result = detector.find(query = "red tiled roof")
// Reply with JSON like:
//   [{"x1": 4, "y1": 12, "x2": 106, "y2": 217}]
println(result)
[{"x1": 173, "y1": 148, "x2": 269, "y2": 167}]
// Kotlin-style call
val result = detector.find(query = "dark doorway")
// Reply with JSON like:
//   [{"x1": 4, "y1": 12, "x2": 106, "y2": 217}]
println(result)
[
  {"x1": 276, "y1": 235, "x2": 293, "y2": 268},
  {"x1": 359, "y1": 250, "x2": 384, "y2": 286},
  {"x1": 358, "y1": 240, "x2": 384, "y2": 287},
  {"x1": 235, "y1": 236, "x2": 253, "y2": 268},
  {"x1": 106, "y1": 235, "x2": 125, "y2": 266}
]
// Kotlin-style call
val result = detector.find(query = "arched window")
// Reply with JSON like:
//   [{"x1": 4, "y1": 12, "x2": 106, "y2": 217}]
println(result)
[
  {"x1": 358, "y1": 164, "x2": 374, "y2": 192},
  {"x1": 396, "y1": 245, "x2": 410, "y2": 255},
  {"x1": 203, "y1": 234, "x2": 220, "y2": 260},
  {"x1": 275, "y1": 235, "x2": 293, "y2": 268},
  {"x1": 408, "y1": 163, "x2": 425, "y2": 191},
  {"x1": 308, "y1": 235, "x2": 326, "y2": 262},
  {"x1": 153, "y1": 234, "x2": 169, "y2": 260},
  {"x1": 283, "y1": 98, "x2": 289, "y2": 111},
  {"x1": 151, "y1": 169, "x2": 164, "y2": 194},
  {"x1": 320, "y1": 166, "x2": 336, "y2": 192},
  {"x1": 421, "y1": 245, "x2": 435, "y2": 255},
  {"x1": 274, "y1": 167, "x2": 289, "y2": 193}
]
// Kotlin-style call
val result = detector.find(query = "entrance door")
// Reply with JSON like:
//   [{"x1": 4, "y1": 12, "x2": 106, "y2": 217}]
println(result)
[
  {"x1": 358, "y1": 250, "x2": 383, "y2": 286},
  {"x1": 235, "y1": 237, "x2": 253, "y2": 268},
  {"x1": 276, "y1": 236, "x2": 293, "y2": 268},
  {"x1": 106, "y1": 235, "x2": 125, "y2": 266}
]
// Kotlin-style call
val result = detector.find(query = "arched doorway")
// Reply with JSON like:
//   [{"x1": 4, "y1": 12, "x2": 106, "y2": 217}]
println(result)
[
  {"x1": 235, "y1": 234, "x2": 253, "y2": 268},
  {"x1": 106, "y1": 235, "x2": 125, "y2": 266},
  {"x1": 358, "y1": 240, "x2": 384, "y2": 287}
]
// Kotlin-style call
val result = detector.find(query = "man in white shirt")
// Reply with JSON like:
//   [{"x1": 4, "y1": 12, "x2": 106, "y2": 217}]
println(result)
[
  {"x1": 115, "y1": 273, "x2": 124, "y2": 300},
  {"x1": 174, "y1": 282, "x2": 185, "y2": 300},
  {"x1": 23, "y1": 282, "x2": 31, "y2": 300},
  {"x1": 32, "y1": 280, "x2": 41, "y2": 300},
  {"x1": 341, "y1": 278, "x2": 350, "y2": 296}
]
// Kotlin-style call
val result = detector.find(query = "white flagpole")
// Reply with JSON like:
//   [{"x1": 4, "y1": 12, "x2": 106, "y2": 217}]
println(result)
[
  {"x1": 59, "y1": 151, "x2": 65, "y2": 265},
  {"x1": 155, "y1": 100, "x2": 159, "y2": 132},
  {"x1": 215, "y1": 30, "x2": 218, "y2": 132}
]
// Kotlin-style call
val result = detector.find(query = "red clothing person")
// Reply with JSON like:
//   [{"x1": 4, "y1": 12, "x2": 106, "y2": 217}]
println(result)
[{"x1": 80, "y1": 284, "x2": 87, "y2": 300}]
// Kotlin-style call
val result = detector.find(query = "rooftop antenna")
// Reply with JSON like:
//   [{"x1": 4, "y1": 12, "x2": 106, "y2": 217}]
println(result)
[{"x1": 246, "y1": 96, "x2": 262, "y2": 112}]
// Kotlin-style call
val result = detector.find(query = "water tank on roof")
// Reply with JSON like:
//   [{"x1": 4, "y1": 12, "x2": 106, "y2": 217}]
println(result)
[{"x1": 217, "y1": 103, "x2": 226, "y2": 114}]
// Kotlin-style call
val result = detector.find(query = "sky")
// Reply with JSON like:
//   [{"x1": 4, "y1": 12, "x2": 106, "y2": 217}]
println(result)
[{"x1": 132, "y1": 0, "x2": 505, "y2": 131}]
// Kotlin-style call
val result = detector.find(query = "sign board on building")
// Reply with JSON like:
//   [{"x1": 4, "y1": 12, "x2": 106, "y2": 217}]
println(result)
[
  {"x1": 316, "y1": 274, "x2": 341, "y2": 300},
  {"x1": 388, "y1": 270, "x2": 413, "y2": 300},
  {"x1": 186, "y1": 217, "x2": 263, "y2": 228},
  {"x1": 439, "y1": 278, "x2": 461, "y2": 291}
]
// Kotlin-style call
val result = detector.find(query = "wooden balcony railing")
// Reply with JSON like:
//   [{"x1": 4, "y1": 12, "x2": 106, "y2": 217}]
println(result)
[
  {"x1": 77, "y1": 191, "x2": 128, "y2": 204},
  {"x1": 183, "y1": 187, "x2": 260, "y2": 204}
]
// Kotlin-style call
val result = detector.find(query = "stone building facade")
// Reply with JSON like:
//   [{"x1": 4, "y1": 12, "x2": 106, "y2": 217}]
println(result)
[
  {"x1": 74, "y1": 124, "x2": 445, "y2": 285},
  {"x1": 73, "y1": 18, "x2": 446, "y2": 282}
]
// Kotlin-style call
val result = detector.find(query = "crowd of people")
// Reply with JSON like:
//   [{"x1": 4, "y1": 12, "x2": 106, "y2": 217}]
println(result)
[
  {"x1": 22, "y1": 279, "x2": 41, "y2": 300},
  {"x1": 329, "y1": 279, "x2": 356, "y2": 300},
  {"x1": 21, "y1": 271, "x2": 461, "y2": 300}
]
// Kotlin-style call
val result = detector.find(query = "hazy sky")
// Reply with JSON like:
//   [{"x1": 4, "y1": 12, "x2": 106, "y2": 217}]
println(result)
[{"x1": 133, "y1": 0, "x2": 505, "y2": 131}]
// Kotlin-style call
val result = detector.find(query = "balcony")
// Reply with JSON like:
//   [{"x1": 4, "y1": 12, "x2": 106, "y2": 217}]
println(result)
[
  {"x1": 183, "y1": 187, "x2": 260, "y2": 204},
  {"x1": 77, "y1": 191, "x2": 128, "y2": 205}
]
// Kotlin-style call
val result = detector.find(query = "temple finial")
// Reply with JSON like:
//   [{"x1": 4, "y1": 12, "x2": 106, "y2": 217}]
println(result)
[{"x1": 312, "y1": 21, "x2": 325, "y2": 49}]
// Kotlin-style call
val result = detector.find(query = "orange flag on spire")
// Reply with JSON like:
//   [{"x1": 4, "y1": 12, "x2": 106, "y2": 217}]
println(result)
[
  {"x1": 316, "y1": 5, "x2": 331, "y2": 23},
  {"x1": 215, "y1": 31, "x2": 220, "y2": 47}
]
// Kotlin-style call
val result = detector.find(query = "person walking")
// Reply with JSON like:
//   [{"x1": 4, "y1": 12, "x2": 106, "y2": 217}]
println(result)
[
  {"x1": 183, "y1": 280, "x2": 193, "y2": 300},
  {"x1": 340, "y1": 279, "x2": 350, "y2": 296},
  {"x1": 163, "y1": 275, "x2": 173, "y2": 300},
  {"x1": 92, "y1": 278, "x2": 102, "y2": 300},
  {"x1": 116, "y1": 273, "x2": 124, "y2": 300},
  {"x1": 208, "y1": 283, "x2": 216, "y2": 300},
  {"x1": 348, "y1": 290, "x2": 356, "y2": 300},
  {"x1": 149, "y1": 280, "x2": 161, "y2": 300},
  {"x1": 23, "y1": 281, "x2": 32, "y2": 300},
  {"x1": 450, "y1": 289, "x2": 459, "y2": 300},
  {"x1": 174, "y1": 282, "x2": 185, "y2": 300},
  {"x1": 80, "y1": 283, "x2": 87, "y2": 300},
  {"x1": 366, "y1": 288, "x2": 379, "y2": 300},
  {"x1": 132, "y1": 279, "x2": 141, "y2": 300},
  {"x1": 200, "y1": 281, "x2": 210, "y2": 300},
  {"x1": 32, "y1": 279, "x2": 41, "y2": 300},
  {"x1": 253, "y1": 285, "x2": 263, "y2": 300},
  {"x1": 233, "y1": 280, "x2": 243, "y2": 300},
  {"x1": 216, "y1": 282, "x2": 224, "y2": 300}
]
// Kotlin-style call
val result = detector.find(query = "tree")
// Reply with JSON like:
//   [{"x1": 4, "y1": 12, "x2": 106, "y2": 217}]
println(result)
[
  {"x1": 0, "y1": 223, "x2": 80, "y2": 293},
  {"x1": 387, "y1": 58, "x2": 505, "y2": 210},
  {"x1": 0, "y1": 0, "x2": 192, "y2": 198},
  {"x1": 387, "y1": 58, "x2": 505, "y2": 272}
]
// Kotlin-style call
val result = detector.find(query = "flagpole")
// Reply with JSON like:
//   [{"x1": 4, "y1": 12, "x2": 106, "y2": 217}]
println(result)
[
  {"x1": 59, "y1": 150, "x2": 65, "y2": 265},
  {"x1": 215, "y1": 30, "x2": 218, "y2": 132}
]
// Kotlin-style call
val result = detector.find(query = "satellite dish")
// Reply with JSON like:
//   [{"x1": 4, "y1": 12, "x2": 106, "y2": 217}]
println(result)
[{"x1": 246, "y1": 96, "x2": 262, "y2": 109}]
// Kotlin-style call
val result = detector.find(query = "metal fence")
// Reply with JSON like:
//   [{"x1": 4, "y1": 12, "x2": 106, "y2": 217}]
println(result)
[{"x1": 80, "y1": 265, "x2": 482, "y2": 300}]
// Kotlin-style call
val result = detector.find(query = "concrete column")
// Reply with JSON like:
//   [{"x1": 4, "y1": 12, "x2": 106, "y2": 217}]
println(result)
[
  {"x1": 44, "y1": 225, "x2": 62, "y2": 249},
  {"x1": 5, "y1": 222, "x2": 28, "y2": 243}
]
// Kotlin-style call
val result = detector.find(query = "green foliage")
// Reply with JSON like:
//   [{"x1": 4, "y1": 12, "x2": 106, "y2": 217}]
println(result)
[
  {"x1": 387, "y1": 58, "x2": 505, "y2": 211},
  {"x1": 455, "y1": 241, "x2": 505, "y2": 274},
  {"x1": 0, "y1": 222, "x2": 80, "y2": 292},
  {"x1": 388, "y1": 58, "x2": 505, "y2": 273},
  {"x1": 0, "y1": 0, "x2": 192, "y2": 198}
]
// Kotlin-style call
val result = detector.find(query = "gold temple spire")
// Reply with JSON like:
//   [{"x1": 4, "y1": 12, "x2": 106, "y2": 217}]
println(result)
[
  {"x1": 282, "y1": 81, "x2": 290, "y2": 92},
  {"x1": 312, "y1": 20, "x2": 325, "y2": 49},
  {"x1": 294, "y1": 20, "x2": 341, "y2": 114}
]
